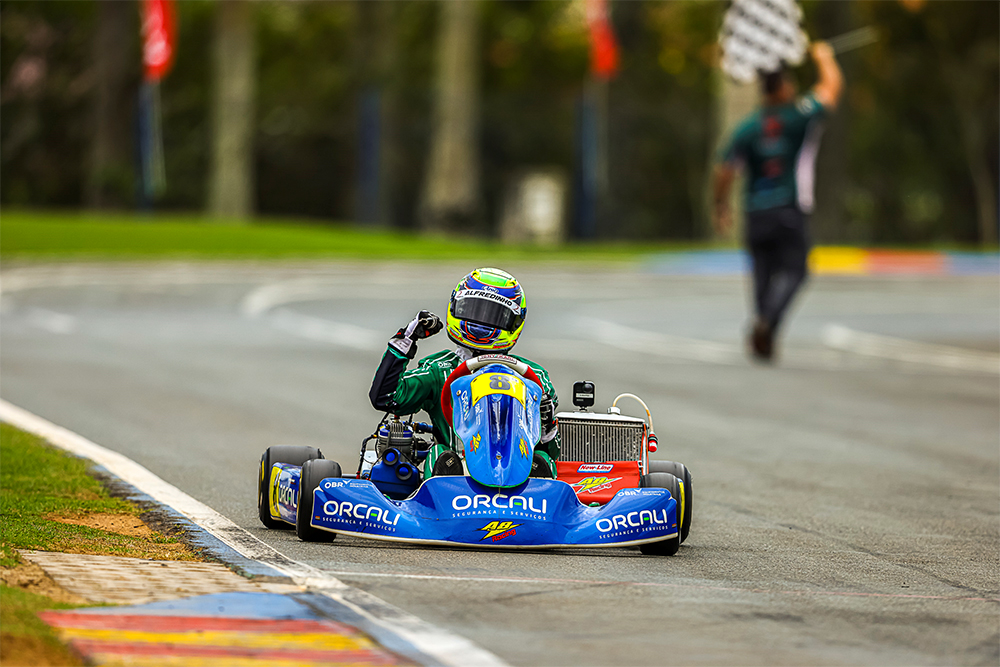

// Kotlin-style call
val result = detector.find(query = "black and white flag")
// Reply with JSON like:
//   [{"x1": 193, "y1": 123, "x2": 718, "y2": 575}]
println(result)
[{"x1": 719, "y1": 0, "x2": 808, "y2": 84}]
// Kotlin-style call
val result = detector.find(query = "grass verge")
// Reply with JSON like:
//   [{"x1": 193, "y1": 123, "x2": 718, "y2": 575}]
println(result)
[
  {"x1": 0, "y1": 586, "x2": 82, "y2": 666},
  {"x1": 0, "y1": 209, "x2": 709, "y2": 262},
  {"x1": 0, "y1": 423, "x2": 195, "y2": 567},
  {"x1": 1, "y1": 422, "x2": 200, "y2": 666}
]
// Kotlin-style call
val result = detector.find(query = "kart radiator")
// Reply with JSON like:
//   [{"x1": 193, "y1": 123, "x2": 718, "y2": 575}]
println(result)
[{"x1": 556, "y1": 413, "x2": 646, "y2": 462}]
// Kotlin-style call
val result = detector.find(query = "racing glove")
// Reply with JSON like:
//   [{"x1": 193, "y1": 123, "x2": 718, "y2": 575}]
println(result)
[
  {"x1": 540, "y1": 393, "x2": 558, "y2": 443},
  {"x1": 388, "y1": 310, "x2": 443, "y2": 358}
]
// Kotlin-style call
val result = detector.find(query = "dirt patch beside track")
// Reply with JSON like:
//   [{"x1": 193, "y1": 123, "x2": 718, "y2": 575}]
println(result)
[{"x1": 47, "y1": 512, "x2": 157, "y2": 538}]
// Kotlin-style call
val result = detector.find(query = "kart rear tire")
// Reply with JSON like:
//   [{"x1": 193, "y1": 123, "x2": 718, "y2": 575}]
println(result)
[
  {"x1": 648, "y1": 461, "x2": 692, "y2": 543},
  {"x1": 258, "y1": 445, "x2": 324, "y2": 529},
  {"x1": 639, "y1": 472, "x2": 682, "y2": 556},
  {"x1": 296, "y1": 458, "x2": 341, "y2": 542}
]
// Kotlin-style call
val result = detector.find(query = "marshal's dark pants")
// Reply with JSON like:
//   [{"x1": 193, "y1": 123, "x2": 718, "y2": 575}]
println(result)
[{"x1": 746, "y1": 205, "x2": 810, "y2": 331}]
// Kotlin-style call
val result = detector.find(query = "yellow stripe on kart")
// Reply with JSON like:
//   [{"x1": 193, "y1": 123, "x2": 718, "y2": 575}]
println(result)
[
  {"x1": 677, "y1": 480, "x2": 685, "y2": 533},
  {"x1": 269, "y1": 466, "x2": 282, "y2": 520}
]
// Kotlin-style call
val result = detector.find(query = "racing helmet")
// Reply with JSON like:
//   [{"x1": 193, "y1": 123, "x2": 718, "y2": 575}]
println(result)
[{"x1": 446, "y1": 268, "x2": 526, "y2": 353}]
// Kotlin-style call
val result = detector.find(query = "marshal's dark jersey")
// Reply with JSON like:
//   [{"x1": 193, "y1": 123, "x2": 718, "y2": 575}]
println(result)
[{"x1": 721, "y1": 92, "x2": 827, "y2": 214}]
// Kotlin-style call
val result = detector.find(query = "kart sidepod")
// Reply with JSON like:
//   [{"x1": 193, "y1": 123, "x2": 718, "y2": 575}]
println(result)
[{"x1": 305, "y1": 474, "x2": 678, "y2": 549}]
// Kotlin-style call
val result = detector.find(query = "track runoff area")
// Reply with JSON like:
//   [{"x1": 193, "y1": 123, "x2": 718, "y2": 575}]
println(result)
[{"x1": 1, "y1": 262, "x2": 996, "y2": 666}]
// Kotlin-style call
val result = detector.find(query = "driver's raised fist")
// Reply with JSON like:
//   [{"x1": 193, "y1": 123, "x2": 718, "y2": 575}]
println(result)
[
  {"x1": 389, "y1": 310, "x2": 442, "y2": 358},
  {"x1": 410, "y1": 310, "x2": 442, "y2": 340}
]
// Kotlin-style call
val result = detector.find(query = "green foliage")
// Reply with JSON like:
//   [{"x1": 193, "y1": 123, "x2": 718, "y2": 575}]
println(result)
[
  {"x1": 0, "y1": 423, "x2": 137, "y2": 568},
  {"x1": 254, "y1": 2, "x2": 359, "y2": 219},
  {"x1": 0, "y1": 0, "x2": 98, "y2": 207},
  {"x1": 608, "y1": 1, "x2": 722, "y2": 239},
  {"x1": 802, "y1": 0, "x2": 999, "y2": 244},
  {"x1": 158, "y1": 0, "x2": 214, "y2": 211},
  {"x1": 0, "y1": 0, "x2": 996, "y2": 244},
  {"x1": 480, "y1": 1, "x2": 588, "y2": 232}
]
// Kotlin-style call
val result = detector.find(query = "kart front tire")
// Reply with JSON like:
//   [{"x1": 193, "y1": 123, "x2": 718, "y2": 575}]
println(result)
[
  {"x1": 258, "y1": 446, "x2": 324, "y2": 529},
  {"x1": 647, "y1": 461, "x2": 693, "y2": 543},
  {"x1": 639, "y1": 472, "x2": 682, "y2": 556},
  {"x1": 296, "y1": 459, "x2": 341, "y2": 542}
]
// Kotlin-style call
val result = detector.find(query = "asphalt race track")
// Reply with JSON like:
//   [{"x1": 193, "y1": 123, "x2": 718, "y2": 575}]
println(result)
[{"x1": 2, "y1": 261, "x2": 997, "y2": 666}]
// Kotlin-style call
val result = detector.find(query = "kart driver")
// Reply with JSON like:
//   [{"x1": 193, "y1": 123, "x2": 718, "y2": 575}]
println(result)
[{"x1": 369, "y1": 267, "x2": 560, "y2": 479}]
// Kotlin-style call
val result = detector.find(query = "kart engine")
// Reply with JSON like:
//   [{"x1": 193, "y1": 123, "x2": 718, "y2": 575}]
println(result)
[
  {"x1": 376, "y1": 417, "x2": 416, "y2": 461},
  {"x1": 359, "y1": 416, "x2": 433, "y2": 499}
]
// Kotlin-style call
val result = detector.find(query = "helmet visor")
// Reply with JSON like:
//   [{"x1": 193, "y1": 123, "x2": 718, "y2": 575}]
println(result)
[{"x1": 452, "y1": 290, "x2": 524, "y2": 332}]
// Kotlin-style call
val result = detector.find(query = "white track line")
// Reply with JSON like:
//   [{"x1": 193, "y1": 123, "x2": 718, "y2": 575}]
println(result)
[
  {"x1": 240, "y1": 277, "x2": 415, "y2": 319},
  {"x1": 240, "y1": 279, "x2": 340, "y2": 318},
  {"x1": 583, "y1": 317, "x2": 999, "y2": 374},
  {"x1": 1, "y1": 264, "x2": 269, "y2": 294},
  {"x1": 26, "y1": 308, "x2": 78, "y2": 334},
  {"x1": 822, "y1": 324, "x2": 1000, "y2": 374},
  {"x1": 269, "y1": 308, "x2": 381, "y2": 351},
  {"x1": 581, "y1": 316, "x2": 744, "y2": 365},
  {"x1": 0, "y1": 399, "x2": 506, "y2": 667},
  {"x1": 325, "y1": 570, "x2": 997, "y2": 603}
]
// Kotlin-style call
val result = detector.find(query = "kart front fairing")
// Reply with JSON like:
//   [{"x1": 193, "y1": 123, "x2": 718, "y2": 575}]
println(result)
[
  {"x1": 306, "y1": 475, "x2": 679, "y2": 549},
  {"x1": 450, "y1": 364, "x2": 542, "y2": 488}
]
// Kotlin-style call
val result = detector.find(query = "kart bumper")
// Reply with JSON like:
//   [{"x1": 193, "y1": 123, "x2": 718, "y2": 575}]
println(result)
[{"x1": 309, "y1": 476, "x2": 678, "y2": 549}]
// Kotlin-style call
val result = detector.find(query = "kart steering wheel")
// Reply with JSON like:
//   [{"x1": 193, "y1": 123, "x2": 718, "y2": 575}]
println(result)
[{"x1": 441, "y1": 355, "x2": 542, "y2": 427}]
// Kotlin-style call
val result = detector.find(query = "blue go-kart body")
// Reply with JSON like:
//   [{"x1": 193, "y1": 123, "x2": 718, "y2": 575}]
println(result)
[
  {"x1": 271, "y1": 471, "x2": 677, "y2": 549},
  {"x1": 261, "y1": 359, "x2": 679, "y2": 551}
]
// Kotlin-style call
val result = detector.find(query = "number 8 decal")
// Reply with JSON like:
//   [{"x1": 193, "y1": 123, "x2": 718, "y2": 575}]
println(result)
[{"x1": 489, "y1": 374, "x2": 511, "y2": 391}]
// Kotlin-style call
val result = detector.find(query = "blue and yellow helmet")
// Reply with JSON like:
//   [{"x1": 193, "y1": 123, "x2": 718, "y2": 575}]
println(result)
[{"x1": 447, "y1": 268, "x2": 526, "y2": 353}]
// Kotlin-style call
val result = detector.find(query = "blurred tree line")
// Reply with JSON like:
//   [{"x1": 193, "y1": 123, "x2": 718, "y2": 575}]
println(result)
[{"x1": 1, "y1": 0, "x2": 996, "y2": 245}]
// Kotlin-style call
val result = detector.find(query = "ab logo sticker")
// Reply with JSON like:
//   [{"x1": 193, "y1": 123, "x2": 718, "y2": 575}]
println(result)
[{"x1": 479, "y1": 520, "x2": 520, "y2": 542}]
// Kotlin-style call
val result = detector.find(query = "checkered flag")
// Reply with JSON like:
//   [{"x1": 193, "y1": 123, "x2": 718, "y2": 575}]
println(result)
[{"x1": 719, "y1": 0, "x2": 809, "y2": 84}]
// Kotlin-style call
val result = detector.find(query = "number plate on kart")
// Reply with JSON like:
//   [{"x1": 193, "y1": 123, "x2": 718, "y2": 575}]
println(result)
[{"x1": 470, "y1": 373, "x2": 527, "y2": 405}]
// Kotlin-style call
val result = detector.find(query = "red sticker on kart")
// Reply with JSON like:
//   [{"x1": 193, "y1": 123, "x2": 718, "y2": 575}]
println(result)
[{"x1": 577, "y1": 463, "x2": 614, "y2": 473}]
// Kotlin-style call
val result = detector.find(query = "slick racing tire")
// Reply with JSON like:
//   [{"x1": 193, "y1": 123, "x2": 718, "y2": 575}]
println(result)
[
  {"x1": 638, "y1": 472, "x2": 682, "y2": 556},
  {"x1": 296, "y1": 458, "x2": 341, "y2": 542},
  {"x1": 647, "y1": 461, "x2": 692, "y2": 543},
  {"x1": 258, "y1": 445, "x2": 324, "y2": 529}
]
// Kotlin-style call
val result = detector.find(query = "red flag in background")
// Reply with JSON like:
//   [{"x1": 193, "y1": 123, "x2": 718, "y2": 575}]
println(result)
[
  {"x1": 586, "y1": 0, "x2": 619, "y2": 80},
  {"x1": 139, "y1": 0, "x2": 175, "y2": 201},
  {"x1": 142, "y1": 0, "x2": 176, "y2": 81}
]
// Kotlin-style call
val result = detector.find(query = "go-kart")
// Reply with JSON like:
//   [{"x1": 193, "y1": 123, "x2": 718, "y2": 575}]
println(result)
[{"x1": 258, "y1": 354, "x2": 692, "y2": 555}]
